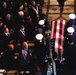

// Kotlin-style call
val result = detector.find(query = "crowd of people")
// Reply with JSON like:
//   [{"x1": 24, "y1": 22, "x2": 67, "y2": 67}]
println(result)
[
  {"x1": 0, "y1": 0, "x2": 49, "y2": 51},
  {"x1": 1, "y1": 0, "x2": 76, "y2": 75},
  {"x1": 0, "y1": 0, "x2": 50, "y2": 75}
]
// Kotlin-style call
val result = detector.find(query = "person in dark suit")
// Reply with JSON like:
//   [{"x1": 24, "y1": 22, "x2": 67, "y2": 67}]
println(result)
[
  {"x1": 17, "y1": 11, "x2": 26, "y2": 28},
  {"x1": 18, "y1": 25, "x2": 27, "y2": 44},
  {"x1": 1, "y1": 27, "x2": 11, "y2": 51},
  {"x1": 1, "y1": 43, "x2": 15, "y2": 70},
  {"x1": 57, "y1": 0, "x2": 66, "y2": 13},
  {"x1": 29, "y1": 0, "x2": 40, "y2": 28},
  {"x1": 19, "y1": 42, "x2": 30, "y2": 71},
  {"x1": 0, "y1": 2, "x2": 10, "y2": 20},
  {"x1": 63, "y1": 26, "x2": 76, "y2": 75},
  {"x1": 35, "y1": 33, "x2": 47, "y2": 75},
  {"x1": 64, "y1": 43, "x2": 76, "y2": 75},
  {"x1": 25, "y1": 14, "x2": 35, "y2": 41},
  {"x1": 3, "y1": 13, "x2": 15, "y2": 30}
]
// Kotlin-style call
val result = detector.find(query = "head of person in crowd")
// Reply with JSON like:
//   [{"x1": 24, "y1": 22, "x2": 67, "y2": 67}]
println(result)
[
  {"x1": 32, "y1": 0, "x2": 37, "y2": 6},
  {"x1": 26, "y1": 14, "x2": 32, "y2": 22},
  {"x1": 4, "y1": 27, "x2": 10, "y2": 36},
  {"x1": 19, "y1": 2, "x2": 28, "y2": 11},
  {"x1": 6, "y1": 14, "x2": 12, "y2": 20},
  {"x1": 23, "y1": 2, "x2": 29, "y2": 14},
  {"x1": 24, "y1": 2, "x2": 28, "y2": 7},
  {"x1": 0, "y1": 19, "x2": 3, "y2": 27},
  {"x1": 37, "y1": 28, "x2": 43, "y2": 34},
  {"x1": 22, "y1": 41, "x2": 28, "y2": 49},
  {"x1": 8, "y1": 43, "x2": 15, "y2": 51},
  {"x1": 20, "y1": 25, "x2": 25, "y2": 31},
  {"x1": 18, "y1": 11, "x2": 24, "y2": 17},
  {"x1": 2, "y1": 2, "x2": 7, "y2": 8},
  {"x1": 4, "y1": 27, "x2": 9, "y2": 33},
  {"x1": 10, "y1": 29, "x2": 14, "y2": 34}
]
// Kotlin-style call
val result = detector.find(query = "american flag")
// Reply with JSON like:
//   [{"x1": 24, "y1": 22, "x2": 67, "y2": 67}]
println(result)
[{"x1": 50, "y1": 20, "x2": 66, "y2": 60}]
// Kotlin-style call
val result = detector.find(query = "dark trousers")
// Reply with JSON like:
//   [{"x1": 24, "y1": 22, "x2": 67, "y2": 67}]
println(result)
[
  {"x1": 41, "y1": 70, "x2": 47, "y2": 75},
  {"x1": 66, "y1": 67, "x2": 75, "y2": 75}
]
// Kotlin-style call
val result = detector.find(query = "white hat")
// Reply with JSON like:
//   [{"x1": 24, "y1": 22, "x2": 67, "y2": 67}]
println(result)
[
  {"x1": 69, "y1": 13, "x2": 76, "y2": 19},
  {"x1": 38, "y1": 20, "x2": 45, "y2": 25},
  {"x1": 35, "y1": 34, "x2": 43, "y2": 40},
  {"x1": 67, "y1": 27, "x2": 74, "y2": 34}
]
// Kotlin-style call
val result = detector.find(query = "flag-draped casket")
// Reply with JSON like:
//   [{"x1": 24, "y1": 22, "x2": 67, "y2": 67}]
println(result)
[{"x1": 50, "y1": 20, "x2": 66, "y2": 60}]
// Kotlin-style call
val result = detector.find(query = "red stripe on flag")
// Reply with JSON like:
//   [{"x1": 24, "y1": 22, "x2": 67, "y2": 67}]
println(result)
[
  {"x1": 53, "y1": 21, "x2": 57, "y2": 38},
  {"x1": 58, "y1": 21, "x2": 63, "y2": 59}
]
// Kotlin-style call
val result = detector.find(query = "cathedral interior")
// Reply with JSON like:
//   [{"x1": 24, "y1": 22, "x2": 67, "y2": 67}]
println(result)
[{"x1": 0, "y1": 0, "x2": 76, "y2": 75}]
